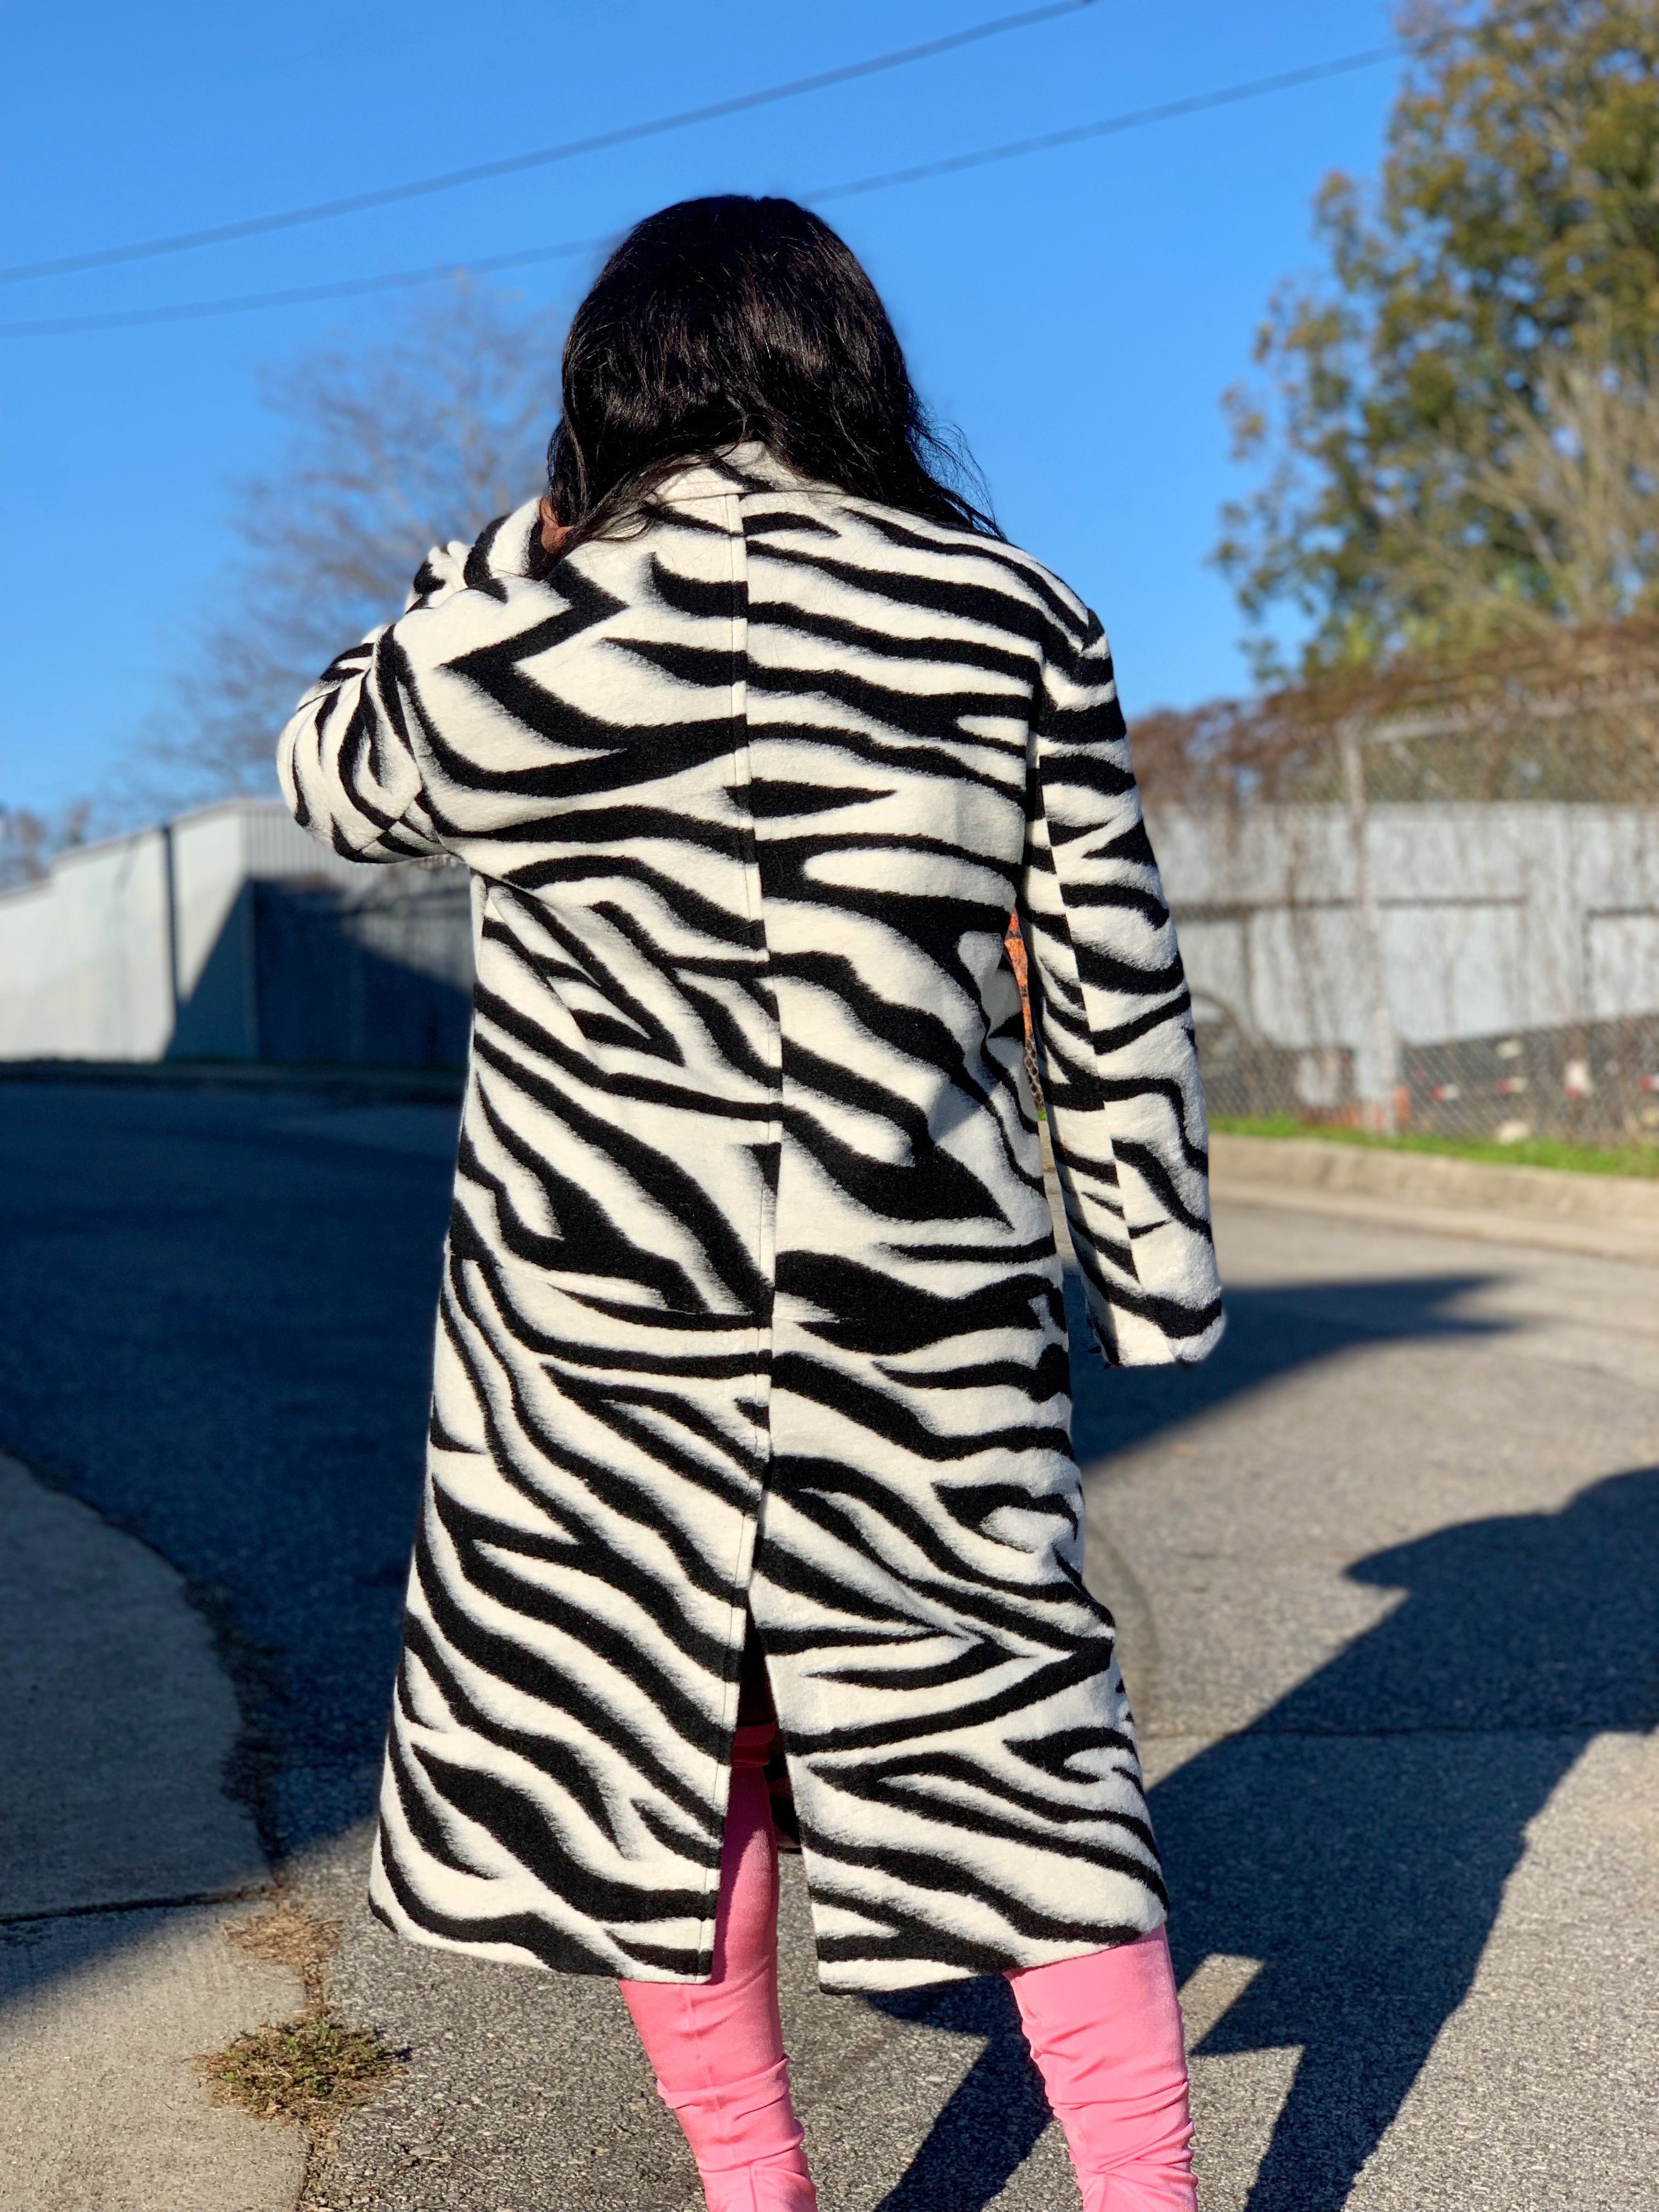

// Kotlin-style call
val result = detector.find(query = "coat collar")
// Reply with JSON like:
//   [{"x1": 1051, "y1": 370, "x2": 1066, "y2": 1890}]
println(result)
[
  {"x1": 479, "y1": 447, "x2": 826, "y2": 586},
  {"x1": 652, "y1": 442, "x2": 827, "y2": 504}
]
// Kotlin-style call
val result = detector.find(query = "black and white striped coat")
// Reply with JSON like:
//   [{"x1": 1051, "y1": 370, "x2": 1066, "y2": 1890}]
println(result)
[{"x1": 279, "y1": 446, "x2": 1223, "y2": 1994}]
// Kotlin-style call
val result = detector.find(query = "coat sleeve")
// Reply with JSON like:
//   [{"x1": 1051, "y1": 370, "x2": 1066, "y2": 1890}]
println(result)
[
  {"x1": 1017, "y1": 610, "x2": 1224, "y2": 1365},
  {"x1": 275, "y1": 504, "x2": 537, "y2": 863}
]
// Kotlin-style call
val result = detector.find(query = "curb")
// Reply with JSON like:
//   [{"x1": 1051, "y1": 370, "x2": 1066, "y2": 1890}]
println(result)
[
  {"x1": 0, "y1": 1058, "x2": 465, "y2": 1104},
  {"x1": 1209, "y1": 1132, "x2": 1659, "y2": 1265}
]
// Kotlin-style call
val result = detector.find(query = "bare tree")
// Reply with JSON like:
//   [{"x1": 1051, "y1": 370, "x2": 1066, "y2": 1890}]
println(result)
[
  {"x1": 0, "y1": 800, "x2": 91, "y2": 892},
  {"x1": 131, "y1": 280, "x2": 563, "y2": 814}
]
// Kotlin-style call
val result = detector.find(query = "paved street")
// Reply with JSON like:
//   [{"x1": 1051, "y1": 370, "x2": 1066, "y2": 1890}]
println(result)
[{"x1": 1, "y1": 1075, "x2": 1655, "y2": 2211}]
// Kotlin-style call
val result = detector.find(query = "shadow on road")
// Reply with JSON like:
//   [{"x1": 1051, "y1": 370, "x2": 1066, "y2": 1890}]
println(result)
[
  {"x1": 852, "y1": 1280, "x2": 1659, "y2": 2212},
  {"x1": 1158, "y1": 1463, "x2": 1658, "y2": 2211}
]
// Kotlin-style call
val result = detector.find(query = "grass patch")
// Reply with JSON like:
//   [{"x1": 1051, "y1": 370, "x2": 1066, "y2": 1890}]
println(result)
[
  {"x1": 200, "y1": 1899, "x2": 403, "y2": 2134},
  {"x1": 201, "y1": 2013, "x2": 397, "y2": 2123},
  {"x1": 1211, "y1": 1115, "x2": 1659, "y2": 1178},
  {"x1": 225, "y1": 1898, "x2": 338, "y2": 1980}
]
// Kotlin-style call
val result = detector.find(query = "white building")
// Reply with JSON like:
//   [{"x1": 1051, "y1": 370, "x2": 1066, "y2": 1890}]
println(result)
[{"x1": 0, "y1": 798, "x2": 471, "y2": 1066}]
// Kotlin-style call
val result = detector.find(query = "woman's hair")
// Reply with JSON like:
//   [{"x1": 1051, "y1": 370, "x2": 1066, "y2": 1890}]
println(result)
[{"x1": 538, "y1": 195, "x2": 996, "y2": 560}]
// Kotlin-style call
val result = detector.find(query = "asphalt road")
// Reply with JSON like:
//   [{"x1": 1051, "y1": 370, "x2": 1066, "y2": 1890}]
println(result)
[{"x1": 1, "y1": 1075, "x2": 1654, "y2": 2212}]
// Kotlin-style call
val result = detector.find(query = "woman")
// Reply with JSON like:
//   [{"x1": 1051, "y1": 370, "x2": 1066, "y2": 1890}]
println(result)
[{"x1": 280, "y1": 194, "x2": 1222, "y2": 2212}]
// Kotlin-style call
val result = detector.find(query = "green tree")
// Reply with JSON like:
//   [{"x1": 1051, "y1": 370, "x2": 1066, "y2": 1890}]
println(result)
[{"x1": 1218, "y1": 0, "x2": 1659, "y2": 676}]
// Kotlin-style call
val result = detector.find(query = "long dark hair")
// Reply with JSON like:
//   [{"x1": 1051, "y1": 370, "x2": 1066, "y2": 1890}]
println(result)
[{"x1": 539, "y1": 195, "x2": 997, "y2": 560}]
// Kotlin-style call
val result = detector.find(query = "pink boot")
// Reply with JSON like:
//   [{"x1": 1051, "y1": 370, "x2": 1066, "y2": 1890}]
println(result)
[
  {"x1": 1007, "y1": 1928, "x2": 1197, "y2": 2212},
  {"x1": 620, "y1": 1722, "x2": 816, "y2": 2212}
]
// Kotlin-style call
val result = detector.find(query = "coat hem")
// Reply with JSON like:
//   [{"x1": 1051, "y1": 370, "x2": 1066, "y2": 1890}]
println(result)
[{"x1": 367, "y1": 1856, "x2": 1167, "y2": 1993}]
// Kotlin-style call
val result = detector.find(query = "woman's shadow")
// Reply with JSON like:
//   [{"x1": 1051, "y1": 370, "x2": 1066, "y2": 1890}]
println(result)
[
  {"x1": 861, "y1": 1277, "x2": 1659, "y2": 2211},
  {"x1": 1155, "y1": 1460, "x2": 1658, "y2": 2209}
]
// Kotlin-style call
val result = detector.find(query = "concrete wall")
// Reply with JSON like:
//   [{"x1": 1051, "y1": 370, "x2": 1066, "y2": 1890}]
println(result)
[
  {"x1": 6, "y1": 794, "x2": 1657, "y2": 1076},
  {"x1": 1153, "y1": 803, "x2": 1659, "y2": 1095},
  {"x1": 0, "y1": 799, "x2": 460, "y2": 1065},
  {"x1": 0, "y1": 827, "x2": 177, "y2": 1062}
]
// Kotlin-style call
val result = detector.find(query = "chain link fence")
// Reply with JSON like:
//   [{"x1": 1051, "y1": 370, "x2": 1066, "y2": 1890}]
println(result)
[
  {"x1": 1188, "y1": 1011, "x2": 1659, "y2": 1146},
  {"x1": 1124, "y1": 635, "x2": 1659, "y2": 1152}
]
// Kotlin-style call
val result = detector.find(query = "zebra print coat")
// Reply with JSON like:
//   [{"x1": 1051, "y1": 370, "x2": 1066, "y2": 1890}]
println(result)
[{"x1": 278, "y1": 445, "x2": 1223, "y2": 1994}]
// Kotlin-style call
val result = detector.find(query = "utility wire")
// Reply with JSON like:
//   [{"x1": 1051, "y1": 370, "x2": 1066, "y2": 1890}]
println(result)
[
  {"x1": 0, "y1": 44, "x2": 1401, "y2": 341},
  {"x1": 807, "y1": 43, "x2": 1399, "y2": 205},
  {"x1": 0, "y1": 237, "x2": 621, "y2": 338},
  {"x1": 0, "y1": 0, "x2": 1095, "y2": 287}
]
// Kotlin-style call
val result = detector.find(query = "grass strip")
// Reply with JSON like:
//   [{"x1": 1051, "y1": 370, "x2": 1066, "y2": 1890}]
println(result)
[{"x1": 1210, "y1": 1116, "x2": 1659, "y2": 1180}]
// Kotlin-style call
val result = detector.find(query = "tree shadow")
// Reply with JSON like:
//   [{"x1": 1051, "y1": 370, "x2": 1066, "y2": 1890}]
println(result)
[{"x1": 858, "y1": 1276, "x2": 1659, "y2": 2212}]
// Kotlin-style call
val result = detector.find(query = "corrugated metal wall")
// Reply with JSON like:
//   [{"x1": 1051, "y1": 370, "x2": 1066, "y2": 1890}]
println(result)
[{"x1": 252, "y1": 870, "x2": 472, "y2": 1067}]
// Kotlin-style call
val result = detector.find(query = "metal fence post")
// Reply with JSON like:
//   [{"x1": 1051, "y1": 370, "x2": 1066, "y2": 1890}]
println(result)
[{"x1": 1337, "y1": 715, "x2": 1400, "y2": 1133}]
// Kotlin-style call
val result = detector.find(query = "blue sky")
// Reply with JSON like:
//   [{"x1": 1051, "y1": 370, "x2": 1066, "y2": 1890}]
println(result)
[{"x1": 0, "y1": 0, "x2": 1397, "y2": 816}]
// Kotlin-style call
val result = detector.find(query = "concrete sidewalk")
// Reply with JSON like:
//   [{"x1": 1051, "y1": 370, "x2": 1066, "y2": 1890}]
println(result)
[
  {"x1": 1210, "y1": 1129, "x2": 1659, "y2": 1263},
  {"x1": 0, "y1": 1454, "x2": 307, "y2": 2211}
]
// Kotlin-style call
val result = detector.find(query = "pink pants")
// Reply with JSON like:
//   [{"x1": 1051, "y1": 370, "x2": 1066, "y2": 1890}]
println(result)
[{"x1": 621, "y1": 1723, "x2": 1195, "y2": 2212}]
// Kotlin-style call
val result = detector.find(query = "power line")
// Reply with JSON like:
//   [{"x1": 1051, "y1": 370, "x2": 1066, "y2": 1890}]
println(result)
[
  {"x1": 0, "y1": 238, "x2": 620, "y2": 338},
  {"x1": 0, "y1": 44, "x2": 1402, "y2": 341},
  {"x1": 0, "y1": 0, "x2": 1096, "y2": 288},
  {"x1": 808, "y1": 43, "x2": 1400, "y2": 205}
]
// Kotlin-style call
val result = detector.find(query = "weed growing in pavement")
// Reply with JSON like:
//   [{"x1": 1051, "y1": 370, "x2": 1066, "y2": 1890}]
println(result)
[
  {"x1": 225, "y1": 1897, "x2": 340, "y2": 1982},
  {"x1": 199, "y1": 1897, "x2": 404, "y2": 2135},
  {"x1": 202, "y1": 2011, "x2": 396, "y2": 2121}
]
